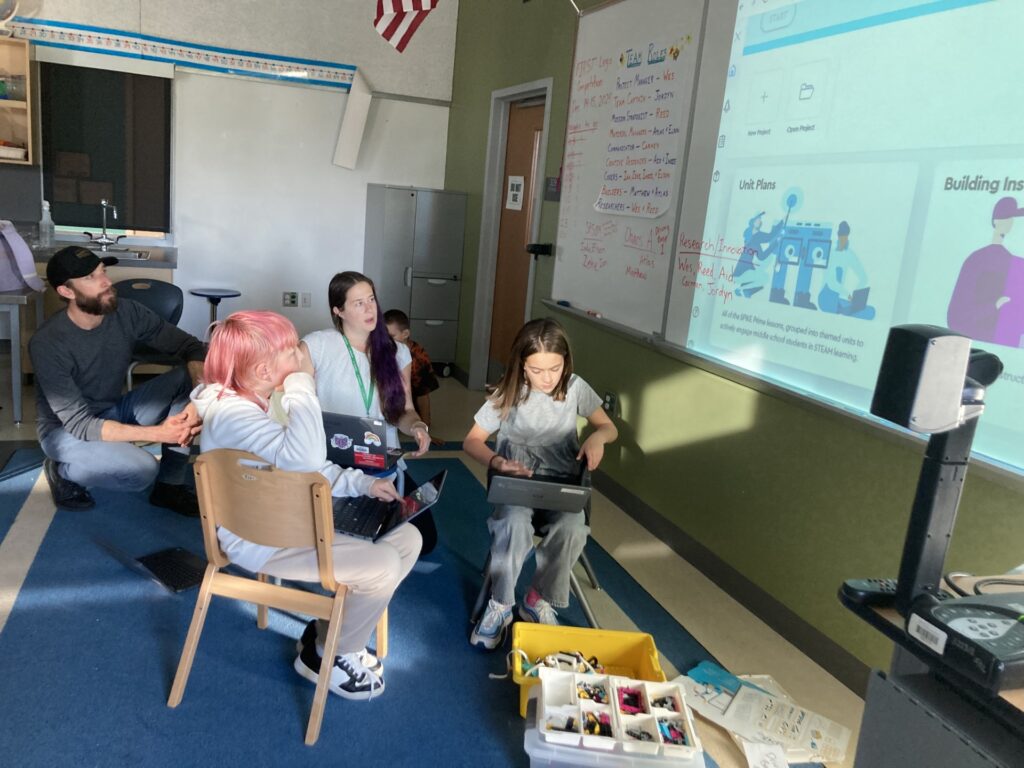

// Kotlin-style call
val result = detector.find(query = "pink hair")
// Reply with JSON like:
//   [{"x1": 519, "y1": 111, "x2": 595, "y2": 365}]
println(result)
[{"x1": 205, "y1": 310, "x2": 298, "y2": 404}]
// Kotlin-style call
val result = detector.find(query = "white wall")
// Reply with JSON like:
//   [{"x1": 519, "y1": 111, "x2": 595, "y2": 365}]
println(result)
[
  {"x1": 36, "y1": 0, "x2": 458, "y2": 99},
  {"x1": 172, "y1": 70, "x2": 449, "y2": 340}
]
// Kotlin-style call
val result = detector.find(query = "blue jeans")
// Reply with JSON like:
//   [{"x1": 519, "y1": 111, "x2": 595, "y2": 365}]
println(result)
[{"x1": 40, "y1": 367, "x2": 194, "y2": 491}]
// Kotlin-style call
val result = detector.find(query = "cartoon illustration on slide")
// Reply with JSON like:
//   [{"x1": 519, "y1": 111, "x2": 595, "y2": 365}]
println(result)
[
  {"x1": 947, "y1": 196, "x2": 1024, "y2": 347},
  {"x1": 771, "y1": 191, "x2": 832, "y2": 310},
  {"x1": 733, "y1": 212, "x2": 783, "y2": 297},
  {"x1": 728, "y1": 186, "x2": 879, "y2": 321},
  {"x1": 817, "y1": 221, "x2": 875, "y2": 320}
]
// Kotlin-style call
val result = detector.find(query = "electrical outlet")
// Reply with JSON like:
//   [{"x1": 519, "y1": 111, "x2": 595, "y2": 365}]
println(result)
[
  {"x1": 602, "y1": 391, "x2": 617, "y2": 415},
  {"x1": 301, "y1": 292, "x2": 312, "y2": 308},
  {"x1": 282, "y1": 291, "x2": 298, "y2": 307}
]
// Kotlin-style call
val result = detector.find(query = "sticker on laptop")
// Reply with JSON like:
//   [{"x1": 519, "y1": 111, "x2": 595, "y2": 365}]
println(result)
[
  {"x1": 330, "y1": 433, "x2": 353, "y2": 450},
  {"x1": 363, "y1": 431, "x2": 382, "y2": 447},
  {"x1": 354, "y1": 453, "x2": 386, "y2": 469}
]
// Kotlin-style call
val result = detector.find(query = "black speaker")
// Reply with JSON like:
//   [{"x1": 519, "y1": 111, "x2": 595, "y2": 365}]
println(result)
[{"x1": 871, "y1": 325, "x2": 971, "y2": 434}]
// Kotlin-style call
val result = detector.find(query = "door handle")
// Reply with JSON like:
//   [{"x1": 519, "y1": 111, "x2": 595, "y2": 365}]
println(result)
[
  {"x1": 425, "y1": 320, "x2": 444, "y2": 327},
  {"x1": 427, "y1": 279, "x2": 448, "y2": 286},
  {"x1": 404, "y1": 267, "x2": 413, "y2": 287}
]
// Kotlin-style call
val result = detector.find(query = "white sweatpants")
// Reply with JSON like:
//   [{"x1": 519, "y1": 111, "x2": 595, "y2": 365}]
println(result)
[{"x1": 259, "y1": 523, "x2": 422, "y2": 654}]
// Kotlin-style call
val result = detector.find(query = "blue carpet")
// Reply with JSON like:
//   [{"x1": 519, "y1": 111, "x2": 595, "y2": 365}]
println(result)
[{"x1": 0, "y1": 454, "x2": 730, "y2": 767}]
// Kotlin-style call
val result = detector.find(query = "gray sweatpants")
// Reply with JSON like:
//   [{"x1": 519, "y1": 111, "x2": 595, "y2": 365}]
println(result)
[{"x1": 487, "y1": 505, "x2": 589, "y2": 609}]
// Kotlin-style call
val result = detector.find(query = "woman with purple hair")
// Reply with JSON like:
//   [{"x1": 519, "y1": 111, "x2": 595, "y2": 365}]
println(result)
[{"x1": 300, "y1": 271, "x2": 436, "y2": 552}]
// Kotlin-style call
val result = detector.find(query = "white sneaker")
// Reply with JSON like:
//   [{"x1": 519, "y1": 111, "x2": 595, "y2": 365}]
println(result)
[
  {"x1": 519, "y1": 596, "x2": 559, "y2": 625},
  {"x1": 296, "y1": 619, "x2": 382, "y2": 674},
  {"x1": 470, "y1": 598, "x2": 513, "y2": 650},
  {"x1": 294, "y1": 641, "x2": 385, "y2": 700}
]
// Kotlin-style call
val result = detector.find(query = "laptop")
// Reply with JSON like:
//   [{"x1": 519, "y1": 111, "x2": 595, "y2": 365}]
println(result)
[
  {"x1": 323, "y1": 411, "x2": 403, "y2": 471},
  {"x1": 94, "y1": 539, "x2": 206, "y2": 593},
  {"x1": 487, "y1": 465, "x2": 591, "y2": 513},
  {"x1": 333, "y1": 469, "x2": 447, "y2": 541},
  {"x1": 846, "y1": 286, "x2": 870, "y2": 315}
]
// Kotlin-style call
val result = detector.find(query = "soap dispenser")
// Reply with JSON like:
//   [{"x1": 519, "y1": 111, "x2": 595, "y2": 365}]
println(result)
[{"x1": 38, "y1": 200, "x2": 54, "y2": 247}]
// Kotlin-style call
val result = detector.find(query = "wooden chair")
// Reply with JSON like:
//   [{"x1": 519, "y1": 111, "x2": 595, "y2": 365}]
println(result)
[{"x1": 166, "y1": 449, "x2": 387, "y2": 745}]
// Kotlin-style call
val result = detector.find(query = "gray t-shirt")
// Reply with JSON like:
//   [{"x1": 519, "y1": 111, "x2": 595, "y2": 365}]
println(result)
[
  {"x1": 473, "y1": 374, "x2": 601, "y2": 476},
  {"x1": 30, "y1": 298, "x2": 206, "y2": 441}
]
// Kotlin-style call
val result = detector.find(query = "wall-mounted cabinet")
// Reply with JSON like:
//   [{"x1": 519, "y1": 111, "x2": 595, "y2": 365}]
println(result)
[{"x1": 0, "y1": 37, "x2": 32, "y2": 165}]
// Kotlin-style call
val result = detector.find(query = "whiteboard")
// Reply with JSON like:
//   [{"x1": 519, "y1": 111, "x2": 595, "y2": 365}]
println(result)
[{"x1": 551, "y1": 0, "x2": 706, "y2": 334}]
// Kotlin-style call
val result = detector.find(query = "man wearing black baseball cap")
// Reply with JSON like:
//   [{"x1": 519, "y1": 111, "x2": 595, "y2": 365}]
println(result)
[{"x1": 29, "y1": 246, "x2": 206, "y2": 515}]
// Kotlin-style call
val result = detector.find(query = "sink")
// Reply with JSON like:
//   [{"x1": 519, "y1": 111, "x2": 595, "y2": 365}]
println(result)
[{"x1": 88, "y1": 246, "x2": 151, "y2": 261}]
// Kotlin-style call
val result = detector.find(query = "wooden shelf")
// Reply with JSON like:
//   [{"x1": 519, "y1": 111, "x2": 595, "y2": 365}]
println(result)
[{"x1": 0, "y1": 37, "x2": 32, "y2": 165}]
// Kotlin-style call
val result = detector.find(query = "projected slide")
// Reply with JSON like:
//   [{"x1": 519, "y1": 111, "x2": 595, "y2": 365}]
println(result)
[
  {"x1": 682, "y1": 0, "x2": 1024, "y2": 472},
  {"x1": 703, "y1": 161, "x2": 914, "y2": 390}
]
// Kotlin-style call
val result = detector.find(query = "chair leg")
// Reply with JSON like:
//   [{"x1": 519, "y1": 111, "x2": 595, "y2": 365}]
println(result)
[
  {"x1": 470, "y1": 552, "x2": 493, "y2": 623},
  {"x1": 306, "y1": 590, "x2": 346, "y2": 746},
  {"x1": 579, "y1": 550, "x2": 602, "y2": 592},
  {"x1": 375, "y1": 608, "x2": 388, "y2": 659},
  {"x1": 256, "y1": 573, "x2": 269, "y2": 629},
  {"x1": 569, "y1": 570, "x2": 600, "y2": 629},
  {"x1": 168, "y1": 565, "x2": 217, "y2": 707}
]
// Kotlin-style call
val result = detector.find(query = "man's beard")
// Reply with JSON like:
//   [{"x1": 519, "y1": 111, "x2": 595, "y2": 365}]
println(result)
[{"x1": 75, "y1": 288, "x2": 117, "y2": 316}]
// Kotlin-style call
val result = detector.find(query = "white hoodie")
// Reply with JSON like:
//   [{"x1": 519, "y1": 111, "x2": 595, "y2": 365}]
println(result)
[{"x1": 190, "y1": 371, "x2": 375, "y2": 573}]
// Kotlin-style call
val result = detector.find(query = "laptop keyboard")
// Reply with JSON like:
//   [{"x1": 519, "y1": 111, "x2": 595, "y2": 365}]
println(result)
[{"x1": 333, "y1": 495, "x2": 388, "y2": 538}]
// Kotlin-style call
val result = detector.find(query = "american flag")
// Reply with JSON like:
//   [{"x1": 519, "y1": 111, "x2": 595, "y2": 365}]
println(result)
[{"x1": 374, "y1": 0, "x2": 439, "y2": 53}]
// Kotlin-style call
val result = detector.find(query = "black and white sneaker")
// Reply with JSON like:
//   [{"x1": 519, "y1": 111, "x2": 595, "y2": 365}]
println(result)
[
  {"x1": 295, "y1": 619, "x2": 382, "y2": 674},
  {"x1": 293, "y1": 640, "x2": 385, "y2": 700},
  {"x1": 43, "y1": 458, "x2": 95, "y2": 511}
]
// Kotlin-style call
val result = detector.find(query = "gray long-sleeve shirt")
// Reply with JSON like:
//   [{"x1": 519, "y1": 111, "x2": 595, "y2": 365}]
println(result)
[{"x1": 29, "y1": 298, "x2": 206, "y2": 441}]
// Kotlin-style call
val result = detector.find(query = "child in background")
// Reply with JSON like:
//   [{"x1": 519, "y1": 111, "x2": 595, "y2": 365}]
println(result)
[
  {"x1": 191, "y1": 310, "x2": 421, "y2": 699},
  {"x1": 384, "y1": 309, "x2": 444, "y2": 446},
  {"x1": 463, "y1": 318, "x2": 617, "y2": 650}
]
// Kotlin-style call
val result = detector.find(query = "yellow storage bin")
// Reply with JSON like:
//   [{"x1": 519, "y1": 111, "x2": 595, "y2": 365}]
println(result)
[{"x1": 511, "y1": 623, "x2": 665, "y2": 717}]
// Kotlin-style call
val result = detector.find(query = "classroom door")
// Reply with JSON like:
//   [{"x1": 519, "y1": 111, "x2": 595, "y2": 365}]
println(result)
[{"x1": 488, "y1": 100, "x2": 545, "y2": 381}]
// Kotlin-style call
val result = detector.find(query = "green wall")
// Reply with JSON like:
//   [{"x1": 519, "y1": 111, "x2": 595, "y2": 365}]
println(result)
[{"x1": 445, "y1": 1, "x2": 1024, "y2": 674}]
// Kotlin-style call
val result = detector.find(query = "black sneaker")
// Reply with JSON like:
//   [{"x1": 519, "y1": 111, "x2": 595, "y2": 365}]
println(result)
[
  {"x1": 148, "y1": 482, "x2": 200, "y2": 517},
  {"x1": 296, "y1": 619, "x2": 383, "y2": 674},
  {"x1": 293, "y1": 640, "x2": 385, "y2": 700},
  {"x1": 43, "y1": 458, "x2": 95, "y2": 511}
]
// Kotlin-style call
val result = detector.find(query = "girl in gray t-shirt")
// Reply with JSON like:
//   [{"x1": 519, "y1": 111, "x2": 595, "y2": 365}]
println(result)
[{"x1": 463, "y1": 318, "x2": 617, "y2": 650}]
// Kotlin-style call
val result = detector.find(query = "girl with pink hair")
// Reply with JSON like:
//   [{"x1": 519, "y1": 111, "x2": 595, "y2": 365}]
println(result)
[{"x1": 191, "y1": 310, "x2": 421, "y2": 700}]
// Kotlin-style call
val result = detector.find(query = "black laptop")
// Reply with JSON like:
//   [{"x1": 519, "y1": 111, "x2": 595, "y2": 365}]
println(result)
[
  {"x1": 486, "y1": 463, "x2": 591, "y2": 513},
  {"x1": 323, "y1": 411, "x2": 403, "y2": 471},
  {"x1": 333, "y1": 470, "x2": 447, "y2": 541}
]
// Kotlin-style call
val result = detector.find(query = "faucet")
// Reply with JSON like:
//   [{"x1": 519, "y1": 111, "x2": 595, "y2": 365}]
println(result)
[{"x1": 85, "y1": 199, "x2": 123, "y2": 251}]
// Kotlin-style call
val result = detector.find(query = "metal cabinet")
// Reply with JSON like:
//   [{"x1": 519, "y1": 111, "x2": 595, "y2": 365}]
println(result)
[{"x1": 364, "y1": 184, "x2": 466, "y2": 363}]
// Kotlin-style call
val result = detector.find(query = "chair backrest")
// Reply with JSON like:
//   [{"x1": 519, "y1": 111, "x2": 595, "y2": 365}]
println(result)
[
  {"x1": 114, "y1": 278, "x2": 184, "y2": 324},
  {"x1": 193, "y1": 449, "x2": 338, "y2": 590}
]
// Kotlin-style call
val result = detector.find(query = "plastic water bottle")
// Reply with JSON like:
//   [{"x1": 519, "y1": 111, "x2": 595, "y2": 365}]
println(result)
[{"x1": 38, "y1": 200, "x2": 54, "y2": 247}]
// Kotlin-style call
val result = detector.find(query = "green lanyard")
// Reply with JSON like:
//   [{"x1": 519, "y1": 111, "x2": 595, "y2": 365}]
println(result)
[{"x1": 342, "y1": 334, "x2": 375, "y2": 415}]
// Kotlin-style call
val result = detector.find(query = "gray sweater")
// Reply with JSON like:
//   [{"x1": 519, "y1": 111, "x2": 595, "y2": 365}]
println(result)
[{"x1": 30, "y1": 298, "x2": 206, "y2": 441}]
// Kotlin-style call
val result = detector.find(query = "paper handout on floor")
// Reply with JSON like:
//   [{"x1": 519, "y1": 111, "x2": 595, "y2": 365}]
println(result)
[{"x1": 675, "y1": 663, "x2": 850, "y2": 766}]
